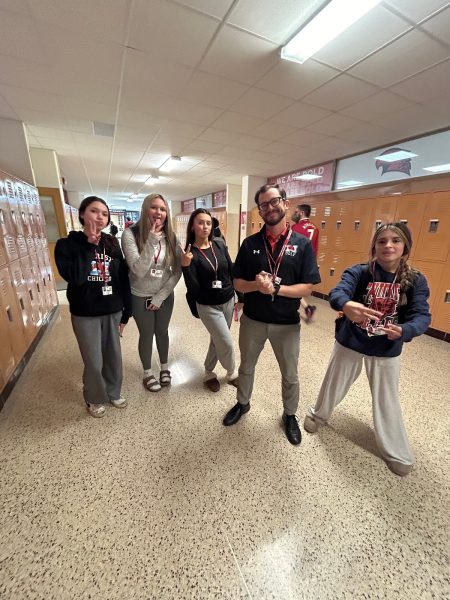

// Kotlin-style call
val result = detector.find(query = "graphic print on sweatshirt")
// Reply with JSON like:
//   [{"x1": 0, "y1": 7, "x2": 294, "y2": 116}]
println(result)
[
  {"x1": 359, "y1": 281, "x2": 400, "y2": 337},
  {"x1": 88, "y1": 251, "x2": 111, "y2": 282}
]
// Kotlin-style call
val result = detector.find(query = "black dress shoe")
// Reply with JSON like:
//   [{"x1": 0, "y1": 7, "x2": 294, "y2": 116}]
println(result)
[
  {"x1": 223, "y1": 402, "x2": 250, "y2": 426},
  {"x1": 282, "y1": 414, "x2": 302, "y2": 445}
]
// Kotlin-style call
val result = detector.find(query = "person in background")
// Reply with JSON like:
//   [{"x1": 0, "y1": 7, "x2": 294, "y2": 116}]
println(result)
[
  {"x1": 181, "y1": 208, "x2": 242, "y2": 393},
  {"x1": 110, "y1": 223, "x2": 119, "y2": 237},
  {"x1": 212, "y1": 216, "x2": 226, "y2": 242},
  {"x1": 304, "y1": 222, "x2": 431, "y2": 476},
  {"x1": 124, "y1": 216, "x2": 133, "y2": 229},
  {"x1": 55, "y1": 196, "x2": 131, "y2": 418},
  {"x1": 291, "y1": 204, "x2": 319, "y2": 322},
  {"x1": 223, "y1": 184, "x2": 321, "y2": 445},
  {"x1": 122, "y1": 194, "x2": 181, "y2": 392}
]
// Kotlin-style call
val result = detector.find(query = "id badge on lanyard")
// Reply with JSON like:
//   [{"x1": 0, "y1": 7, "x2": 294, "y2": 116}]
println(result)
[
  {"x1": 102, "y1": 285, "x2": 113, "y2": 296},
  {"x1": 150, "y1": 268, "x2": 163, "y2": 278}
]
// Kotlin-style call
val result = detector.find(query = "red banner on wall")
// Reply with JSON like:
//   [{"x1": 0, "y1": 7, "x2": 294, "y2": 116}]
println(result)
[{"x1": 268, "y1": 161, "x2": 335, "y2": 198}]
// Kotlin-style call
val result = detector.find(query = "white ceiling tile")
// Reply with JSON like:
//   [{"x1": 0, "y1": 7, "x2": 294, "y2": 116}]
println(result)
[
  {"x1": 314, "y1": 5, "x2": 412, "y2": 70},
  {"x1": 129, "y1": 0, "x2": 218, "y2": 68},
  {"x1": 234, "y1": 135, "x2": 269, "y2": 151},
  {"x1": 30, "y1": 0, "x2": 130, "y2": 45},
  {"x1": 255, "y1": 59, "x2": 340, "y2": 101},
  {"x1": 230, "y1": 88, "x2": 293, "y2": 120},
  {"x1": 123, "y1": 52, "x2": 194, "y2": 97},
  {"x1": 187, "y1": 139, "x2": 225, "y2": 154},
  {"x1": 0, "y1": 55, "x2": 54, "y2": 94},
  {"x1": 340, "y1": 90, "x2": 416, "y2": 121},
  {"x1": 302, "y1": 75, "x2": 379, "y2": 111},
  {"x1": 337, "y1": 123, "x2": 400, "y2": 145},
  {"x1": 371, "y1": 104, "x2": 450, "y2": 134},
  {"x1": 250, "y1": 121, "x2": 298, "y2": 141},
  {"x1": 389, "y1": 60, "x2": 450, "y2": 103},
  {"x1": 272, "y1": 101, "x2": 332, "y2": 127},
  {"x1": 281, "y1": 129, "x2": 326, "y2": 147},
  {"x1": 15, "y1": 109, "x2": 93, "y2": 133},
  {"x1": 0, "y1": 10, "x2": 46, "y2": 63},
  {"x1": 0, "y1": 0, "x2": 31, "y2": 16},
  {"x1": 305, "y1": 113, "x2": 364, "y2": 136},
  {"x1": 197, "y1": 128, "x2": 240, "y2": 145},
  {"x1": 349, "y1": 29, "x2": 450, "y2": 88},
  {"x1": 383, "y1": 0, "x2": 449, "y2": 22},
  {"x1": 0, "y1": 94, "x2": 19, "y2": 119},
  {"x1": 421, "y1": 6, "x2": 450, "y2": 44},
  {"x1": 173, "y1": 0, "x2": 234, "y2": 19},
  {"x1": 211, "y1": 111, "x2": 264, "y2": 134},
  {"x1": 182, "y1": 71, "x2": 249, "y2": 109},
  {"x1": 200, "y1": 25, "x2": 278, "y2": 85},
  {"x1": 227, "y1": 0, "x2": 325, "y2": 45},
  {"x1": 0, "y1": 84, "x2": 62, "y2": 113}
]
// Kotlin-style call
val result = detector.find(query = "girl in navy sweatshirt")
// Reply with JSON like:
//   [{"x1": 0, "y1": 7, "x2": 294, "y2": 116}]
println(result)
[
  {"x1": 55, "y1": 196, "x2": 131, "y2": 418},
  {"x1": 304, "y1": 222, "x2": 431, "y2": 476}
]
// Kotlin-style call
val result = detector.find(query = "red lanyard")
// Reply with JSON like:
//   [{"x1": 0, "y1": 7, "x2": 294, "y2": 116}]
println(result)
[
  {"x1": 263, "y1": 228, "x2": 292, "y2": 280},
  {"x1": 154, "y1": 240, "x2": 162, "y2": 265},
  {"x1": 196, "y1": 243, "x2": 218, "y2": 278}
]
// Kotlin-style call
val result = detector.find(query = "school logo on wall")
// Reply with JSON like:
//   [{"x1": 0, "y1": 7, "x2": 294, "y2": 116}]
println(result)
[{"x1": 375, "y1": 147, "x2": 413, "y2": 176}]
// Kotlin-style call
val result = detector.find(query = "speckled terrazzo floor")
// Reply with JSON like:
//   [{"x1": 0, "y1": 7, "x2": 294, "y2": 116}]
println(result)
[{"x1": 0, "y1": 284, "x2": 449, "y2": 600}]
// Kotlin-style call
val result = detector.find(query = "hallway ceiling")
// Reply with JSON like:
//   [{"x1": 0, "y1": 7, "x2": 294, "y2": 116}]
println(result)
[{"x1": 0, "y1": 0, "x2": 449, "y2": 208}]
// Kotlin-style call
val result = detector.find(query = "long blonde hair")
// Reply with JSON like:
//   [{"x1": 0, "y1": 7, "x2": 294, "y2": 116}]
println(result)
[{"x1": 132, "y1": 193, "x2": 176, "y2": 265}]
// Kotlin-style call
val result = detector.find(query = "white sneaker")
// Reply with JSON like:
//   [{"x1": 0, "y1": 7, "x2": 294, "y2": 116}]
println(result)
[
  {"x1": 111, "y1": 396, "x2": 128, "y2": 408},
  {"x1": 87, "y1": 403, "x2": 106, "y2": 418}
]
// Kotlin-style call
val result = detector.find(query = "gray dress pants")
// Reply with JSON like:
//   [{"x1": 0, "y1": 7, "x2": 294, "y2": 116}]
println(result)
[
  {"x1": 197, "y1": 297, "x2": 235, "y2": 376},
  {"x1": 71, "y1": 312, "x2": 123, "y2": 405},
  {"x1": 311, "y1": 341, "x2": 414, "y2": 465},
  {"x1": 237, "y1": 314, "x2": 300, "y2": 415}
]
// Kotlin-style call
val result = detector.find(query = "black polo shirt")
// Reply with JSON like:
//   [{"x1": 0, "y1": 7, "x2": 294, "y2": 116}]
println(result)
[{"x1": 233, "y1": 226, "x2": 321, "y2": 324}]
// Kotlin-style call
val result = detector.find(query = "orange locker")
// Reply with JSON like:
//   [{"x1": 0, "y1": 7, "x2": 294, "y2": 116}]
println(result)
[
  {"x1": 348, "y1": 198, "x2": 372, "y2": 253},
  {"x1": 394, "y1": 193, "x2": 427, "y2": 259},
  {"x1": 409, "y1": 260, "x2": 444, "y2": 324},
  {"x1": 20, "y1": 256, "x2": 43, "y2": 327},
  {"x1": 0, "y1": 178, "x2": 19, "y2": 264},
  {"x1": 9, "y1": 259, "x2": 36, "y2": 346},
  {"x1": 343, "y1": 252, "x2": 367, "y2": 272},
  {"x1": 0, "y1": 265, "x2": 28, "y2": 363},
  {"x1": 431, "y1": 266, "x2": 450, "y2": 333},
  {"x1": 370, "y1": 196, "x2": 398, "y2": 233},
  {"x1": 334, "y1": 201, "x2": 353, "y2": 253},
  {"x1": 414, "y1": 191, "x2": 450, "y2": 263}
]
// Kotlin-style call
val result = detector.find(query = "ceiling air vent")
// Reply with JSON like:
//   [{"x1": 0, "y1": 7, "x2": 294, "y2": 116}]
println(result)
[{"x1": 93, "y1": 121, "x2": 115, "y2": 137}]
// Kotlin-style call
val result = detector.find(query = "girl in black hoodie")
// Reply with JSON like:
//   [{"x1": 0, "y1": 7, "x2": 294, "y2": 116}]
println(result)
[{"x1": 55, "y1": 196, "x2": 131, "y2": 417}]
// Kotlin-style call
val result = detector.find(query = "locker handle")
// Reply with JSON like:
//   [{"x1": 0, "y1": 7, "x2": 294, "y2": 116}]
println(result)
[
  {"x1": 336, "y1": 221, "x2": 342, "y2": 230},
  {"x1": 329, "y1": 268, "x2": 335, "y2": 276},
  {"x1": 29, "y1": 289, "x2": 34, "y2": 301},
  {"x1": 429, "y1": 220, "x2": 439, "y2": 233},
  {"x1": 354, "y1": 221, "x2": 360, "y2": 231},
  {"x1": 321, "y1": 221, "x2": 326, "y2": 229},
  {"x1": 445, "y1": 292, "x2": 450, "y2": 304},
  {"x1": 6, "y1": 306, "x2": 13, "y2": 322},
  {"x1": 19, "y1": 298, "x2": 25, "y2": 310}
]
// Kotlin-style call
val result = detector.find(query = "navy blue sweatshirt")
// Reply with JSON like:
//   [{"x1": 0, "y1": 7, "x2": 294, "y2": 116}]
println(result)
[
  {"x1": 55, "y1": 231, "x2": 132, "y2": 323},
  {"x1": 331, "y1": 262, "x2": 431, "y2": 357}
]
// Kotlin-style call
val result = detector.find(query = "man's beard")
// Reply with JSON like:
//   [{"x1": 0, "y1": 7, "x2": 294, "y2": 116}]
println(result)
[
  {"x1": 263, "y1": 208, "x2": 286, "y2": 227},
  {"x1": 291, "y1": 212, "x2": 300, "y2": 223}
]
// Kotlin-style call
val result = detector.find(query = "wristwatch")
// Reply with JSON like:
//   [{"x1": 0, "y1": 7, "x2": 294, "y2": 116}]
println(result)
[{"x1": 272, "y1": 281, "x2": 281, "y2": 300}]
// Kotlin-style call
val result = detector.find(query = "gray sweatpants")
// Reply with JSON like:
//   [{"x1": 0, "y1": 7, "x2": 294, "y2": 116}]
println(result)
[
  {"x1": 311, "y1": 341, "x2": 414, "y2": 465},
  {"x1": 196, "y1": 297, "x2": 235, "y2": 376},
  {"x1": 132, "y1": 293, "x2": 174, "y2": 370},
  {"x1": 237, "y1": 314, "x2": 300, "y2": 415},
  {"x1": 71, "y1": 312, "x2": 123, "y2": 405}
]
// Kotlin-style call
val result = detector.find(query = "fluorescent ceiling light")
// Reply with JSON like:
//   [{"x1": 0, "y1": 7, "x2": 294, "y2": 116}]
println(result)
[
  {"x1": 337, "y1": 180, "x2": 364, "y2": 187},
  {"x1": 293, "y1": 174, "x2": 322, "y2": 181},
  {"x1": 281, "y1": 0, "x2": 382, "y2": 64},
  {"x1": 423, "y1": 163, "x2": 450, "y2": 173},
  {"x1": 374, "y1": 150, "x2": 418, "y2": 162},
  {"x1": 161, "y1": 155, "x2": 182, "y2": 173},
  {"x1": 129, "y1": 194, "x2": 139, "y2": 199}
]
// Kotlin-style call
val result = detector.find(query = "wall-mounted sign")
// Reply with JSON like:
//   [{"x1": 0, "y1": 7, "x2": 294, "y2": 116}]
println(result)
[
  {"x1": 212, "y1": 190, "x2": 226, "y2": 207},
  {"x1": 268, "y1": 161, "x2": 335, "y2": 198}
]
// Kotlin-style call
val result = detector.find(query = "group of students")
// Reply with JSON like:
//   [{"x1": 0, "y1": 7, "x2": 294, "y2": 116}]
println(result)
[{"x1": 55, "y1": 184, "x2": 431, "y2": 477}]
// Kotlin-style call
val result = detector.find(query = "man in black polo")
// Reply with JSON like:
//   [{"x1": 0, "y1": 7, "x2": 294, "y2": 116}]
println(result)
[{"x1": 223, "y1": 184, "x2": 321, "y2": 445}]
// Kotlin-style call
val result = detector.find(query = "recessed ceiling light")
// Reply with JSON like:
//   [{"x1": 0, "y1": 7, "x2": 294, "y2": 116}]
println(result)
[
  {"x1": 423, "y1": 163, "x2": 450, "y2": 173},
  {"x1": 337, "y1": 180, "x2": 364, "y2": 187},
  {"x1": 281, "y1": 0, "x2": 382, "y2": 64},
  {"x1": 374, "y1": 150, "x2": 418, "y2": 162},
  {"x1": 293, "y1": 174, "x2": 322, "y2": 181}
]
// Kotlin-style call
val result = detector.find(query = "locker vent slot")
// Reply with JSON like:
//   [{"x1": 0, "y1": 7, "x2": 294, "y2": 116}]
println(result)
[{"x1": 324, "y1": 207, "x2": 331, "y2": 216}]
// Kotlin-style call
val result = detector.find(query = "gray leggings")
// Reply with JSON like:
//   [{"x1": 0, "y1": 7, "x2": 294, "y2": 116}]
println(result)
[{"x1": 132, "y1": 293, "x2": 174, "y2": 370}]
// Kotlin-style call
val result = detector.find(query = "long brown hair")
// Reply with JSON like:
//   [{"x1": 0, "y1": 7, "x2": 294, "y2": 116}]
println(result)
[
  {"x1": 369, "y1": 222, "x2": 418, "y2": 306},
  {"x1": 184, "y1": 208, "x2": 213, "y2": 250},
  {"x1": 132, "y1": 193, "x2": 176, "y2": 265}
]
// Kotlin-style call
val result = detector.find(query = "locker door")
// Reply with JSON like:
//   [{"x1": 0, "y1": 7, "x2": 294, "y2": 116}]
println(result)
[
  {"x1": 349, "y1": 199, "x2": 372, "y2": 253},
  {"x1": 9, "y1": 260, "x2": 36, "y2": 345},
  {"x1": 432, "y1": 266, "x2": 450, "y2": 334},
  {"x1": 0, "y1": 178, "x2": 19, "y2": 263},
  {"x1": 0, "y1": 265, "x2": 27, "y2": 363},
  {"x1": 0, "y1": 282, "x2": 16, "y2": 383},
  {"x1": 21, "y1": 256, "x2": 43, "y2": 327},
  {"x1": 408, "y1": 260, "x2": 443, "y2": 320},
  {"x1": 370, "y1": 197, "x2": 398, "y2": 233},
  {"x1": 394, "y1": 193, "x2": 427, "y2": 259},
  {"x1": 334, "y1": 201, "x2": 352, "y2": 253},
  {"x1": 415, "y1": 191, "x2": 450, "y2": 263}
]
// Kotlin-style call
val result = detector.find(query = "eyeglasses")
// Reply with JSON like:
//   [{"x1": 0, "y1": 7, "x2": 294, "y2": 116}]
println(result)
[{"x1": 258, "y1": 196, "x2": 283, "y2": 212}]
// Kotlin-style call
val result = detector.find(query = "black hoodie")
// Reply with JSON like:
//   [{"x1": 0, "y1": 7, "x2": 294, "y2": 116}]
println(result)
[{"x1": 55, "y1": 231, "x2": 131, "y2": 323}]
